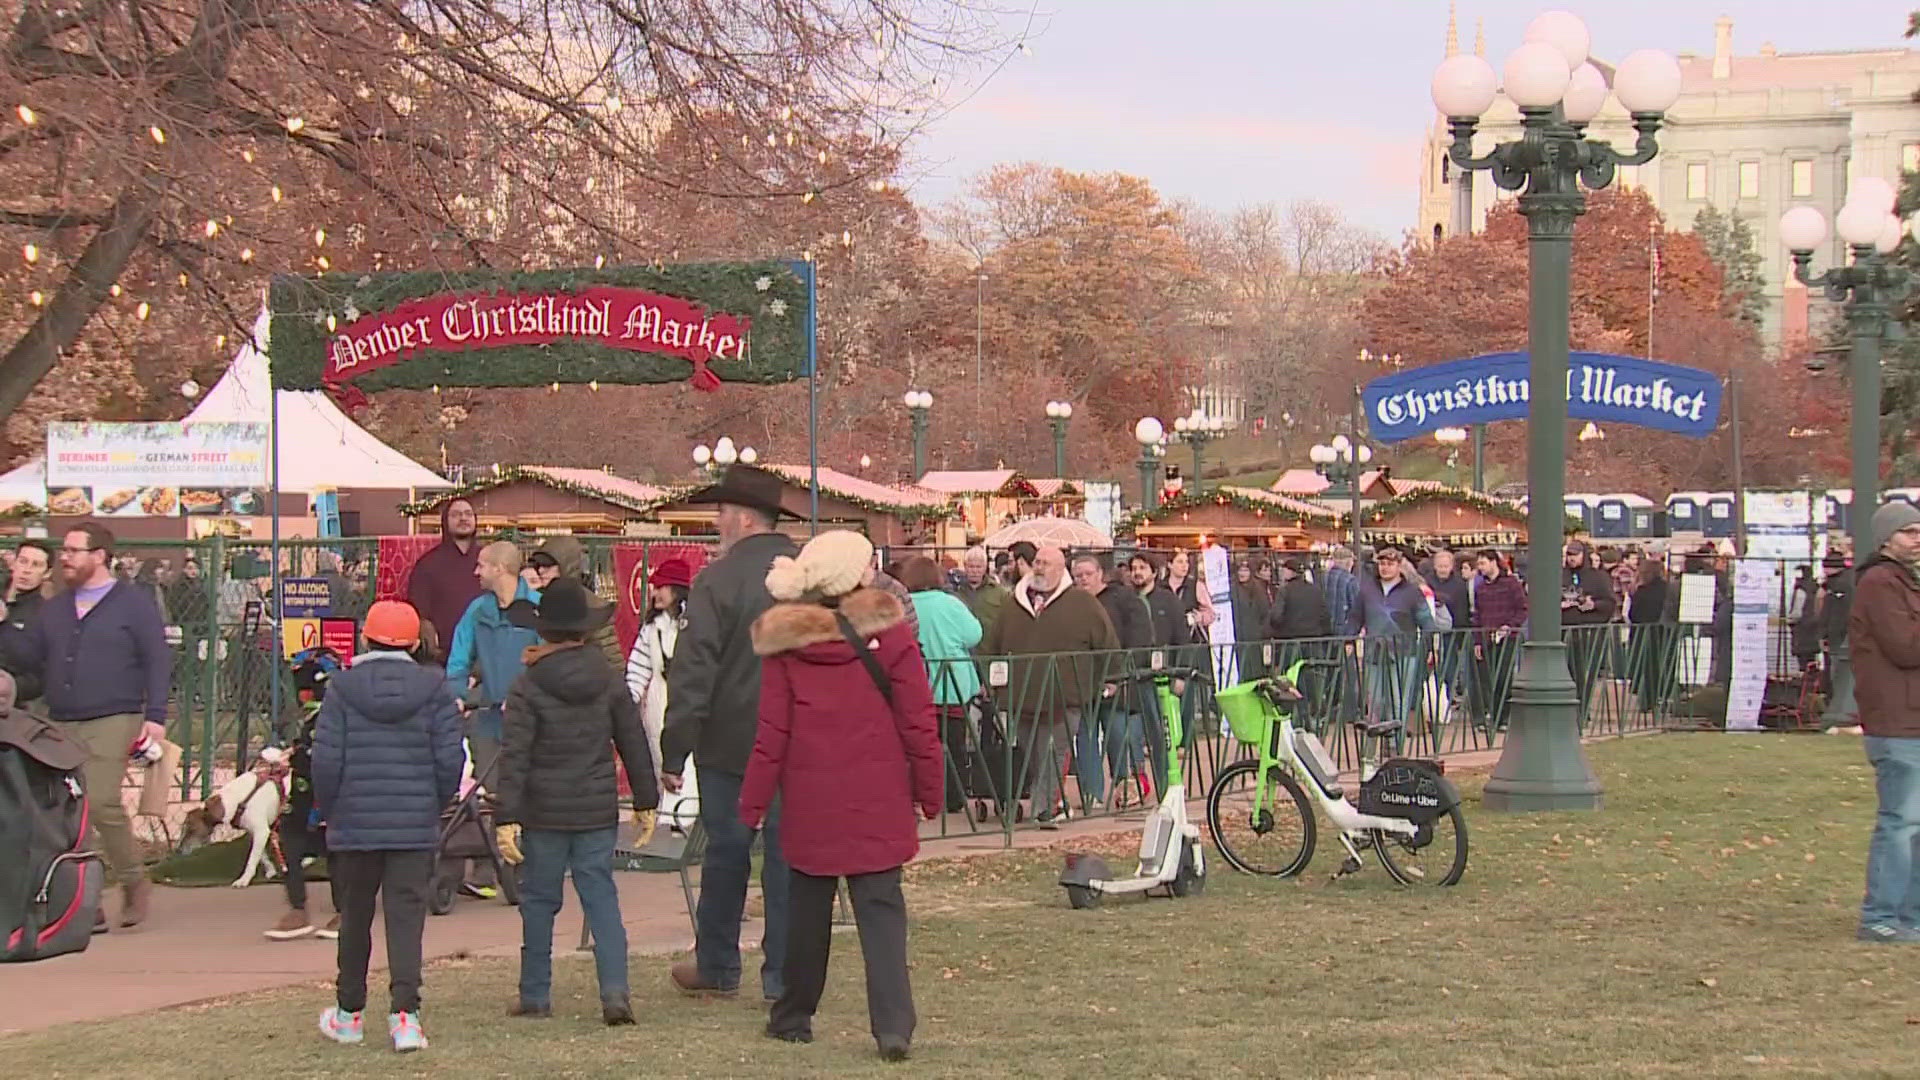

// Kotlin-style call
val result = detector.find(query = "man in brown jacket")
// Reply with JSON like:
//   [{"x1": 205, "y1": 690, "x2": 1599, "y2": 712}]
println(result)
[
  {"x1": 982, "y1": 545, "x2": 1119, "y2": 827},
  {"x1": 1848, "y1": 501, "x2": 1920, "y2": 944}
]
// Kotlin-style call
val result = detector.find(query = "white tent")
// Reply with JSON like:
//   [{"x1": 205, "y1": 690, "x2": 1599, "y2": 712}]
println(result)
[{"x1": 0, "y1": 311, "x2": 451, "y2": 502}]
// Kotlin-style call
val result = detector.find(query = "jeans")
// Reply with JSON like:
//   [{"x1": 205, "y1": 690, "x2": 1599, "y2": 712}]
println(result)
[
  {"x1": 1016, "y1": 708, "x2": 1079, "y2": 818},
  {"x1": 1074, "y1": 703, "x2": 1111, "y2": 804},
  {"x1": 1103, "y1": 704, "x2": 1145, "y2": 792},
  {"x1": 695, "y1": 769, "x2": 787, "y2": 999},
  {"x1": 1861, "y1": 736, "x2": 1920, "y2": 929},
  {"x1": 331, "y1": 849, "x2": 431, "y2": 1014},
  {"x1": 518, "y1": 827, "x2": 626, "y2": 1004}
]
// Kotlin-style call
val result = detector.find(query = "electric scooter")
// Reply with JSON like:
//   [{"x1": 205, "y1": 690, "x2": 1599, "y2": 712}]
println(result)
[{"x1": 1059, "y1": 658, "x2": 1208, "y2": 908}]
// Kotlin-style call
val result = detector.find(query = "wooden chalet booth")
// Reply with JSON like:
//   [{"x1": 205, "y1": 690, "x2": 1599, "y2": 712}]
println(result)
[
  {"x1": 404, "y1": 465, "x2": 673, "y2": 536},
  {"x1": 1120, "y1": 487, "x2": 1334, "y2": 551},
  {"x1": 652, "y1": 464, "x2": 957, "y2": 547},
  {"x1": 1356, "y1": 488, "x2": 1529, "y2": 553},
  {"x1": 915, "y1": 470, "x2": 1042, "y2": 539},
  {"x1": 1019, "y1": 479, "x2": 1085, "y2": 520}
]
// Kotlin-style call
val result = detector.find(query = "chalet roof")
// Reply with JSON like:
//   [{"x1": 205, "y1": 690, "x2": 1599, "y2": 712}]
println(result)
[{"x1": 915, "y1": 469, "x2": 1038, "y2": 497}]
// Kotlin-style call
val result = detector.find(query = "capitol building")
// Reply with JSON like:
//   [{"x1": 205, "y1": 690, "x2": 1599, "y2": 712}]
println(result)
[{"x1": 1416, "y1": 12, "x2": 1920, "y2": 341}]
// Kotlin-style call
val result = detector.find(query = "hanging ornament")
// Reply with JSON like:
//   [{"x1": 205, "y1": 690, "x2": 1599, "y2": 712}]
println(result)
[
  {"x1": 22, "y1": 243, "x2": 37, "y2": 264},
  {"x1": 16, "y1": 104, "x2": 35, "y2": 125},
  {"x1": 136, "y1": 301, "x2": 150, "y2": 320}
]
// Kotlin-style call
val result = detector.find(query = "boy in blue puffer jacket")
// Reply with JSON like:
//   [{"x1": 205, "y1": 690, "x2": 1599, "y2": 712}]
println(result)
[{"x1": 311, "y1": 600, "x2": 464, "y2": 1054}]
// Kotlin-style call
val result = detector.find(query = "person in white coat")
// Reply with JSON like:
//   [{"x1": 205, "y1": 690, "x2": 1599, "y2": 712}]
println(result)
[{"x1": 625, "y1": 558, "x2": 698, "y2": 830}]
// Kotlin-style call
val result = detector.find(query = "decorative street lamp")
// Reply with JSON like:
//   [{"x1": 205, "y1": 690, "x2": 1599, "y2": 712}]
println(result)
[
  {"x1": 1044, "y1": 400, "x2": 1074, "y2": 478},
  {"x1": 902, "y1": 389, "x2": 933, "y2": 480},
  {"x1": 1134, "y1": 416, "x2": 1165, "y2": 511},
  {"x1": 1434, "y1": 426, "x2": 1469, "y2": 486},
  {"x1": 1780, "y1": 179, "x2": 1914, "y2": 727},
  {"x1": 1433, "y1": 10, "x2": 1682, "y2": 812},
  {"x1": 693, "y1": 436, "x2": 758, "y2": 476},
  {"x1": 1173, "y1": 409, "x2": 1230, "y2": 494},
  {"x1": 1310, "y1": 433, "x2": 1372, "y2": 554}
]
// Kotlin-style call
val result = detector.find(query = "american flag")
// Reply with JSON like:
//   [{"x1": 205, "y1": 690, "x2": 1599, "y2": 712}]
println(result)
[{"x1": 1650, "y1": 228, "x2": 1662, "y2": 299}]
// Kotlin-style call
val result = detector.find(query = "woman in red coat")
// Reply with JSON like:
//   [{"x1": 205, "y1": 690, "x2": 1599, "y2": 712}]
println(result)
[{"x1": 741, "y1": 530, "x2": 943, "y2": 1061}]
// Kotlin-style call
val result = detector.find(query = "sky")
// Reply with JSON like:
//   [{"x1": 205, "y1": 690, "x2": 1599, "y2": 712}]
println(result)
[{"x1": 903, "y1": 0, "x2": 1910, "y2": 241}]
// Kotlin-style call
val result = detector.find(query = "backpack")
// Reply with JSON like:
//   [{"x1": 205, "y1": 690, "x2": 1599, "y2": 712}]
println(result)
[{"x1": 0, "y1": 711, "x2": 102, "y2": 963}]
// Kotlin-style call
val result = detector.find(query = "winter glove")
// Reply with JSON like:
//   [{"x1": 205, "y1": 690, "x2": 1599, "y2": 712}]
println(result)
[
  {"x1": 632, "y1": 808, "x2": 657, "y2": 848},
  {"x1": 495, "y1": 824, "x2": 524, "y2": 865}
]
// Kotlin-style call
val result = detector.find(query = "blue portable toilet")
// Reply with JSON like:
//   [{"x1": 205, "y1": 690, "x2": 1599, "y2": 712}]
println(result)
[
  {"x1": 1884, "y1": 487, "x2": 1920, "y2": 511},
  {"x1": 1564, "y1": 492, "x2": 1599, "y2": 535},
  {"x1": 1594, "y1": 493, "x2": 1656, "y2": 540},
  {"x1": 1825, "y1": 490, "x2": 1852, "y2": 539},
  {"x1": 1667, "y1": 491, "x2": 1708, "y2": 536},
  {"x1": 1702, "y1": 492, "x2": 1737, "y2": 539}
]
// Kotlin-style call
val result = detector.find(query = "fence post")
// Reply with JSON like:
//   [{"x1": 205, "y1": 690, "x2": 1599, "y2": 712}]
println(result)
[{"x1": 198, "y1": 532, "x2": 225, "y2": 799}]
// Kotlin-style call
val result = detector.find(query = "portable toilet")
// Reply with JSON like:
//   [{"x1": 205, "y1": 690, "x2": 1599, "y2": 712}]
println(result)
[
  {"x1": 1594, "y1": 493, "x2": 1656, "y2": 540},
  {"x1": 1564, "y1": 492, "x2": 1599, "y2": 536},
  {"x1": 1825, "y1": 490, "x2": 1852, "y2": 539},
  {"x1": 1884, "y1": 487, "x2": 1920, "y2": 511},
  {"x1": 1702, "y1": 492, "x2": 1737, "y2": 539},
  {"x1": 1667, "y1": 491, "x2": 1708, "y2": 536}
]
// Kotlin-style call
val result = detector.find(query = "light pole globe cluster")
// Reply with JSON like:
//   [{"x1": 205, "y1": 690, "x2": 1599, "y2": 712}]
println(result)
[
  {"x1": 693, "y1": 436, "x2": 757, "y2": 474},
  {"x1": 1431, "y1": 9, "x2": 1683, "y2": 814},
  {"x1": 1172, "y1": 409, "x2": 1230, "y2": 495},
  {"x1": 1134, "y1": 416, "x2": 1166, "y2": 511},
  {"x1": 1045, "y1": 400, "x2": 1074, "y2": 478},
  {"x1": 903, "y1": 390, "x2": 934, "y2": 480}
]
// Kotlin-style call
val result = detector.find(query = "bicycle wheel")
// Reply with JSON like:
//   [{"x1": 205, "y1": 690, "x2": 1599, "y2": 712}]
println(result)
[
  {"x1": 1205, "y1": 759, "x2": 1315, "y2": 877},
  {"x1": 1373, "y1": 803, "x2": 1469, "y2": 887}
]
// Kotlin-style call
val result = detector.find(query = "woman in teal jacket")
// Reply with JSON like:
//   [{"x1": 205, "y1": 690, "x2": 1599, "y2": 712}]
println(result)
[{"x1": 896, "y1": 557, "x2": 981, "y2": 705}]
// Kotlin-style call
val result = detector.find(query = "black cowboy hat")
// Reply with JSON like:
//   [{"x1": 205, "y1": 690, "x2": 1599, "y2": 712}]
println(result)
[
  {"x1": 684, "y1": 464, "x2": 796, "y2": 520},
  {"x1": 507, "y1": 576, "x2": 612, "y2": 635}
]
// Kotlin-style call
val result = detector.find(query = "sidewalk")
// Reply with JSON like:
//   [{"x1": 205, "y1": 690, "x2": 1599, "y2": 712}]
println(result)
[{"x1": 0, "y1": 742, "x2": 1524, "y2": 1036}]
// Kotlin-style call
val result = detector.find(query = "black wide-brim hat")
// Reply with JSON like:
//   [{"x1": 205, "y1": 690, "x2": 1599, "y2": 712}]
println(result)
[
  {"x1": 507, "y1": 577, "x2": 612, "y2": 635},
  {"x1": 684, "y1": 464, "x2": 797, "y2": 520}
]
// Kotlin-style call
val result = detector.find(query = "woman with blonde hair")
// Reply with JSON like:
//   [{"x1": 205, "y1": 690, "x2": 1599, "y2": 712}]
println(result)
[{"x1": 742, "y1": 531, "x2": 943, "y2": 1061}]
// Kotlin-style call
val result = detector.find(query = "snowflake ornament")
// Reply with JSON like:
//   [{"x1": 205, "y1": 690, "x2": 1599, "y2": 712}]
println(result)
[
  {"x1": 342, "y1": 302, "x2": 361, "y2": 323},
  {"x1": 754, "y1": 275, "x2": 773, "y2": 292},
  {"x1": 767, "y1": 299, "x2": 787, "y2": 317}
]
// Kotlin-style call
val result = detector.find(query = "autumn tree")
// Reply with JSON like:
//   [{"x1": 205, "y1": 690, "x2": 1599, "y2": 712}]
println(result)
[{"x1": 0, "y1": 0, "x2": 1010, "y2": 459}]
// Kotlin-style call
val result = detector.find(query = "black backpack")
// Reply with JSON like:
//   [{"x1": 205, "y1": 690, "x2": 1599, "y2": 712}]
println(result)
[{"x1": 0, "y1": 711, "x2": 102, "y2": 962}]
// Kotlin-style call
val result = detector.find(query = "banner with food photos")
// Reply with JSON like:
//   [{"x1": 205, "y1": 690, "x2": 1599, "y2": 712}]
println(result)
[{"x1": 45, "y1": 421, "x2": 270, "y2": 518}]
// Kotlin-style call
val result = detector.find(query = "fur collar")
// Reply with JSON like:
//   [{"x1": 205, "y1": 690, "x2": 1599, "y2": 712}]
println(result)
[
  {"x1": 751, "y1": 587, "x2": 905, "y2": 656},
  {"x1": 1009, "y1": 573, "x2": 1073, "y2": 616}
]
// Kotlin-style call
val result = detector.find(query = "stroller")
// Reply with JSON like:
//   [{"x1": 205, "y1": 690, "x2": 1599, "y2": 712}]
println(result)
[{"x1": 428, "y1": 747, "x2": 521, "y2": 915}]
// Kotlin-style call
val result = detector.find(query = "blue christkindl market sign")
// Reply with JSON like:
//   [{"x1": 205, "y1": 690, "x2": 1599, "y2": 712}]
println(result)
[{"x1": 1361, "y1": 351, "x2": 1723, "y2": 443}]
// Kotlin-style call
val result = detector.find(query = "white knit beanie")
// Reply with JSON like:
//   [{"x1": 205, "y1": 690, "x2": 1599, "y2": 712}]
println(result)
[{"x1": 766, "y1": 530, "x2": 873, "y2": 602}]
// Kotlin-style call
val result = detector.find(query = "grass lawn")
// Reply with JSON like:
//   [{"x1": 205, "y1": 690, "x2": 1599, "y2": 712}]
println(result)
[{"x1": 7, "y1": 733, "x2": 1919, "y2": 1078}]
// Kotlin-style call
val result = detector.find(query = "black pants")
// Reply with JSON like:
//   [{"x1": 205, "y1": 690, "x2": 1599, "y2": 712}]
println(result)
[
  {"x1": 281, "y1": 824, "x2": 339, "y2": 913},
  {"x1": 331, "y1": 849, "x2": 432, "y2": 1015},
  {"x1": 770, "y1": 868, "x2": 915, "y2": 1044}
]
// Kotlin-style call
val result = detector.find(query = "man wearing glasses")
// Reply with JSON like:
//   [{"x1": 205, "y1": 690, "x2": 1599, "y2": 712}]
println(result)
[{"x1": 26, "y1": 522, "x2": 172, "y2": 929}]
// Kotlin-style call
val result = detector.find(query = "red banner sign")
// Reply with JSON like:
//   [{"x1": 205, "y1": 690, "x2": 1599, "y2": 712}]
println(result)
[
  {"x1": 323, "y1": 287, "x2": 752, "y2": 404},
  {"x1": 613, "y1": 542, "x2": 710, "y2": 656}
]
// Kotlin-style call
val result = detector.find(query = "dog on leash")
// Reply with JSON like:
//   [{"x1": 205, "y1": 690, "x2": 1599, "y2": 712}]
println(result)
[{"x1": 178, "y1": 747, "x2": 289, "y2": 888}]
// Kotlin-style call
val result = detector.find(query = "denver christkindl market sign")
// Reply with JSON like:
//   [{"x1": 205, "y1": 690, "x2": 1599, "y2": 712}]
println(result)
[
  {"x1": 268, "y1": 261, "x2": 812, "y2": 405},
  {"x1": 1361, "y1": 352, "x2": 1724, "y2": 443}
]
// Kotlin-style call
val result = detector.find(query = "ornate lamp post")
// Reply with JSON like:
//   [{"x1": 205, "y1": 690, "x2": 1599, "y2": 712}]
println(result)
[
  {"x1": 1433, "y1": 10, "x2": 1682, "y2": 812},
  {"x1": 1434, "y1": 426, "x2": 1469, "y2": 486},
  {"x1": 1173, "y1": 410, "x2": 1230, "y2": 494},
  {"x1": 1045, "y1": 400, "x2": 1074, "y2": 477},
  {"x1": 1310, "y1": 434, "x2": 1371, "y2": 553},
  {"x1": 693, "y1": 436, "x2": 757, "y2": 477},
  {"x1": 1780, "y1": 180, "x2": 1914, "y2": 726},
  {"x1": 902, "y1": 390, "x2": 933, "y2": 480},
  {"x1": 1134, "y1": 417, "x2": 1165, "y2": 511}
]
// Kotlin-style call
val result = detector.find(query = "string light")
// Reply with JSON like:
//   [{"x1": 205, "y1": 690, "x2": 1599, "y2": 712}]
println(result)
[
  {"x1": 589, "y1": 380, "x2": 600, "y2": 391},
  {"x1": 315, "y1": 255, "x2": 330, "y2": 270},
  {"x1": 594, "y1": 254, "x2": 606, "y2": 269},
  {"x1": 136, "y1": 301, "x2": 150, "y2": 320},
  {"x1": 817, "y1": 150, "x2": 827, "y2": 165},
  {"x1": 177, "y1": 272, "x2": 189, "y2": 287},
  {"x1": 841, "y1": 230, "x2": 852, "y2": 247},
  {"x1": 29, "y1": 290, "x2": 43, "y2": 306},
  {"x1": 584, "y1": 175, "x2": 596, "y2": 193},
  {"x1": 204, "y1": 220, "x2": 219, "y2": 237},
  {"x1": 109, "y1": 284, "x2": 122, "y2": 297},
  {"x1": 215, "y1": 334, "x2": 227, "y2": 348},
  {"x1": 16, "y1": 104, "x2": 35, "y2": 125},
  {"x1": 604, "y1": 96, "x2": 621, "y2": 112},
  {"x1": 781, "y1": 106, "x2": 793, "y2": 121},
  {"x1": 326, "y1": 314, "x2": 337, "y2": 332},
  {"x1": 271, "y1": 185, "x2": 283, "y2": 202},
  {"x1": 313, "y1": 228, "x2": 326, "y2": 247},
  {"x1": 285, "y1": 116, "x2": 305, "y2": 133},
  {"x1": 801, "y1": 191, "x2": 816, "y2": 204},
  {"x1": 149, "y1": 125, "x2": 166, "y2": 144},
  {"x1": 240, "y1": 247, "x2": 254, "y2": 263},
  {"x1": 241, "y1": 149, "x2": 254, "y2": 164},
  {"x1": 766, "y1": 132, "x2": 776, "y2": 147},
  {"x1": 22, "y1": 243, "x2": 37, "y2": 264},
  {"x1": 549, "y1": 381, "x2": 560, "y2": 392}
]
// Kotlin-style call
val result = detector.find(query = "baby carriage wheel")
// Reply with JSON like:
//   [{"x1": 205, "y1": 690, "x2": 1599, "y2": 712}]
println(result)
[{"x1": 429, "y1": 866, "x2": 459, "y2": 916}]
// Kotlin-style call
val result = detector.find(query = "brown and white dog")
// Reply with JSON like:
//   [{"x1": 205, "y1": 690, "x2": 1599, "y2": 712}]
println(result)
[{"x1": 178, "y1": 748, "x2": 288, "y2": 888}]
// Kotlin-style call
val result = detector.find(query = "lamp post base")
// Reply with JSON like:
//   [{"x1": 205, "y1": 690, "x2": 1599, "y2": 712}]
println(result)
[{"x1": 1481, "y1": 641, "x2": 1604, "y2": 813}]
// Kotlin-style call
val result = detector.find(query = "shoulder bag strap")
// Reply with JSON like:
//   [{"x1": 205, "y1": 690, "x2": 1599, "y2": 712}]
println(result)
[{"x1": 835, "y1": 612, "x2": 893, "y2": 706}]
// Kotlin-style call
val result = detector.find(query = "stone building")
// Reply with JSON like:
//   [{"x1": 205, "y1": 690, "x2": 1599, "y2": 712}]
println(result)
[{"x1": 1417, "y1": 11, "x2": 1920, "y2": 339}]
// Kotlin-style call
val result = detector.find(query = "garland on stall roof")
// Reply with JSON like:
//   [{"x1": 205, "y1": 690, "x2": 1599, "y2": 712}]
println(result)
[
  {"x1": 399, "y1": 468, "x2": 688, "y2": 518},
  {"x1": 1356, "y1": 486, "x2": 1583, "y2": 535},
  {"x1": 1116, "y1": 488, "x2": 1333, "y2": 539},
  {"x1": 268, "y1": 261, "x2": 810, "y2": 395},
  {"x1": 757, "y1": 470, "x2": 957, "y2": 523}
]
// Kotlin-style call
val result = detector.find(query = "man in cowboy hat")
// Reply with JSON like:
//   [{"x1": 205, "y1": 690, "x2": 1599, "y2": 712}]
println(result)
[
  {"x1": 662, "y1": 465, "x2": 800, "y2": 1000},
  {"x1": 495, "y1": 576, "x2": 657, "y2": 1023}
]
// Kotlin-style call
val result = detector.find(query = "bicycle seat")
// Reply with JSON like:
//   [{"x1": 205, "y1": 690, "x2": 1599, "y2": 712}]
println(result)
[
  {"x1": 1256, "y1": 678, "x2": 1304, "y2": 706},
  {"x1": 1359, "y1": 719, "x2": 1405, "y2": 739}
]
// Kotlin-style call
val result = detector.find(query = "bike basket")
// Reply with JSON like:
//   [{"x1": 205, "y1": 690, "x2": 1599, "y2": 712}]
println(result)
[
  {"x1": 1214, "y1": 683, "x2": 1272, "y2": 744},
  {"x1": 1356, "y1": 758, "x2": 1458, "y2": 825}
]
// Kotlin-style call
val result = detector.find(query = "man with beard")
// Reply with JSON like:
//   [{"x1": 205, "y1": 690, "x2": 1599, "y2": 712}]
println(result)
[{"x1": 406, "y1": 498, "x2": 483, "y2": 663}]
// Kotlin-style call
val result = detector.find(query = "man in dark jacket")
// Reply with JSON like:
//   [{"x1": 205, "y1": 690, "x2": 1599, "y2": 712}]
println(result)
[
  {"x1": 26, "y1": 523, "x2": 170, "y2": 929},
  {"x1": 1560, "y1": 539, "x2": 1617, "y2": 695},
  {"x1": 1321, "y1": 546, "x2": 1360, "y2": 637},
  {"x1": 1071, "y1": 554, "x2": 1138, "y2": 811},
  {"x1": 1267, "y1": 558, "x2": 1332, "y2": 641},
  {"x1": 1123, "y1": 552, "x2": 1189, "y2": 794},
  {"x1": 1231, "y1": 559, "x2": 1272, "y2": 680},
  {"x1": 1847, "y1": 502, "x2": 1920, "y2": 944},
  {"x1": 405, "y1": 498, "x2": 483, "y2": 663},
  {"x1": 0, "y1": 563, "x2": 41, "y2": 704},
  {"x1": 310, "y1": 600, "x2": 464, "y2": 1052},
  {"x1": 662, "y1": 465, "x2": 800, "y2": 1000},
  {"x1": 496, "y1": 577, "x2": 658, "y2": 1023}
]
